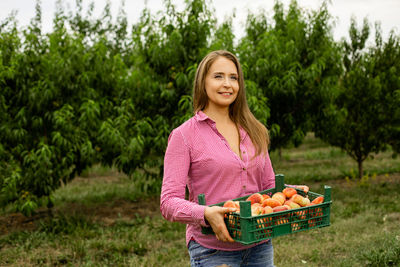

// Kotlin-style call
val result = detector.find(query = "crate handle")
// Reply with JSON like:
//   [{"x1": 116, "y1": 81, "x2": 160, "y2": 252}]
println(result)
[
  {"x1": 324, "y1": 185, "x2": 331, "y2": 202},
  {"x1": 239, "y1": 201, "x2": 252, "y2": 217},
  {"x1": 198, "y1": 193, "x2": 206, "y2": 205},
  {"x1": 275, "y1": 174, "x2": 285, "y2": 192}
]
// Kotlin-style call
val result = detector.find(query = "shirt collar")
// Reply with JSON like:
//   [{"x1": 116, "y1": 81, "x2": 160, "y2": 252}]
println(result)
[
  {"x1": 195, "y1": 110, "x2": 248, "y2": 141},
  {"x1": 195, "y1": 110, "x2": 212, "y2": 122}
]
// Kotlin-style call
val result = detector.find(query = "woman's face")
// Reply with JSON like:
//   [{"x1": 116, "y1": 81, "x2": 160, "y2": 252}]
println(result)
[{"x1": 204, "y1": 56, "x2": 239, "y2": 111}]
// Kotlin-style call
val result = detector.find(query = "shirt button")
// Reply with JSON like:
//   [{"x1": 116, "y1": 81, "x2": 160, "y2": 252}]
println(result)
[
  {"x1": 243, "y1": 185, "x2": 246, "y2": 189},
  {"x1": 243, "y1": 151, "x2": 246, "y2": 154},
  {"x1": 242, "y1": 167, "x2": 246, "y2": 171}
]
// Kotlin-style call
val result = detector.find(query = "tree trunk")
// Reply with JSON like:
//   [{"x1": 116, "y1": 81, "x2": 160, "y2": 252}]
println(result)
[{"x1": 358, "y1": 159, "x2": 363, "y2": 179}]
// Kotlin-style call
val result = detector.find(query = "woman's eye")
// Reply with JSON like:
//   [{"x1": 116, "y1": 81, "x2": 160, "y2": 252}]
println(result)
[
  {"x1": 214, "y1": 74, "x2": 222, "y2": 79},
  {"x1": 230, "y1": 76, "x2": 238, "y2": 80}
]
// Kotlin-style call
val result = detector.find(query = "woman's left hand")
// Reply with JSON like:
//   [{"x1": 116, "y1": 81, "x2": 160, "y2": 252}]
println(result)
[{"x1": 204, "y1": 206, "x2": 236, "y2": 242}]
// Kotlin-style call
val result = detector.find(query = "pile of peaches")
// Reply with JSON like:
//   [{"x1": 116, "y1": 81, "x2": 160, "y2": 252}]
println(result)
[{"x1": 223, "y1": 185, "x2": 324, "y2": 216}]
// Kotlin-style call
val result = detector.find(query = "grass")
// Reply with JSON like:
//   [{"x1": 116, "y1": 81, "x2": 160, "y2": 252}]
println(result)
[
  {"x1": 270, "y1": 133, "x2": 400, "y2": 184},
  {"x1": 1, "y1": 134, "x2": 400, "y2": 266}
]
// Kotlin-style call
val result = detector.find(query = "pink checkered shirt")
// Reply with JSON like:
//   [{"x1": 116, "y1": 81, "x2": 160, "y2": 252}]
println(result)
[{"x1": 160, "y1": 111, "x2": 275, "y2": 251}]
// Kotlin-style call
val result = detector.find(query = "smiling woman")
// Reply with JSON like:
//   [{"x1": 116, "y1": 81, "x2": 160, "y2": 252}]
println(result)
[
  {"x1": 204, "y1": 57, "x2": 239, "y2": 110},
  {"x1": 160, "y1": 50, "x2": 276, "y2": 266}
]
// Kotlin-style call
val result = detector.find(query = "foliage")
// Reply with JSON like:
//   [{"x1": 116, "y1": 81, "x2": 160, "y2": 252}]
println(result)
[
  {"x1": 315, "y1": 18, "x2": 400, "y2": 178},
  {"x1": 0, "y1": 0, "x2": 243, "y2": 215},
  {"x1": 0, "y1": 1, "x2": 137, "y2": 215},
  {"x1": 238, "y1": 0, "x2": 342, "y2": 151},
  {"x1": 0, "y1": 0, "x2": 399, "y2": 215}
]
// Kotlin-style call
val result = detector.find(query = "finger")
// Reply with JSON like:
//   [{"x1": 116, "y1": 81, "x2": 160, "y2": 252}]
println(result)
[
  {"x1": 218, "y1": 233, "x2": 233, "y2": 243},
  {"x1": 222, "y1": 207, "x2": 237, "y2": 213},
  {"x1": 218, "y1": 226, "x2": 234, "y2": 242},
  {"x1": 225, "y1": 233, "x2": 234, "y2": 242}
]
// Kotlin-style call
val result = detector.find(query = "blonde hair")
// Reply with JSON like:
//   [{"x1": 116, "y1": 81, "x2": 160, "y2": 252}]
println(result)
[{"x1": 193, "y1": 50, "x2": 270, "y2": 156}]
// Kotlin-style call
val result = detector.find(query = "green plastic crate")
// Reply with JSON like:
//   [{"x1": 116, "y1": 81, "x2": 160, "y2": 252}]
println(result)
[{"x1": 198, "y1": 174, "x2": 332, "y2": 245}]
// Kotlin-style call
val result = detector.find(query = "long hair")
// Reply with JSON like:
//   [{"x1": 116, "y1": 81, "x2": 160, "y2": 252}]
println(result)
[{"x1": 193, "y1": 50, "x2": 270, "y2": 156}]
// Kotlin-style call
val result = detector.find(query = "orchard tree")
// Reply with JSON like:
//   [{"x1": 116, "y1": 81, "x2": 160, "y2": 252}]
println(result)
[
  {"x1": 0, "y1": 1, "x2": 145, "y2": 215},
  {"x1": 125, "y1": 0, "x2": 216, "y2": 182},
  {"x1": 315, "y1": 18, "x2": 400, "y2": 178},
  {"x1": 0, "y1": 0, "x2": 248, "y2": 215},
  {"x1": 370, "y1": 26, "x2": 400, "y2": 154},
  {"x1": 238, "y1": 0, "x2": 342, "y2": 153}
]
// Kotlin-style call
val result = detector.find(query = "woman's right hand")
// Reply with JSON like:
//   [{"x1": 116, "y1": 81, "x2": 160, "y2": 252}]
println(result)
[{"x1": 204, "y1": 206, "x2": 236, "y2": 242}]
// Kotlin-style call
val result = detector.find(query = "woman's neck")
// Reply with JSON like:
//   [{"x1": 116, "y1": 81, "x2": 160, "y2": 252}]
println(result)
[{"x1": 203, "y1": 106, "x2": 232, "y2": 124}]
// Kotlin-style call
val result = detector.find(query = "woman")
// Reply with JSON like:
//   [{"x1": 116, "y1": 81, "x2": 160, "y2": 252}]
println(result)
[{"x1": 160, "y1": 50, "x2": 276, "y2": 266}]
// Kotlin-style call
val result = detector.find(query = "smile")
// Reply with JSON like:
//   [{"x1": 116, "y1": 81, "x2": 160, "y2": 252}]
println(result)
[{"x1": 218, "y1": 92, "x2": 233, "y2": 95}]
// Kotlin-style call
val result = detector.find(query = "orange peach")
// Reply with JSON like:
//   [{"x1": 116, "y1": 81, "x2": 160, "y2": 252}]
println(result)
[
  {"x1": 302, "y1": 197, "x2": 311, "y2": 207},
  {"x1": 312, "y1": 196, "x2": 324, "y2": 204},
  {"x1": 295, "y1": 209, "x2": 307, "y2": 220},
  {"x1": 262, "y1": 194, "x2": 270, "y2": 201},
  {"x1": 282, "y1": 187, "x2": 297, "y2": 198},
  {"x1": 246, "y1": 193, "x2": 263, "y2": 205},
  {"x1": 272, "y1": 205, "x2": 290, "y2": 212},
  {"x1": 262, "y1": 198, "x2": 281, "y2": 208},
  {"x1": 223, "y1": 200, "x2": 238, "y2": 209},
  {"x1": 291, "y1": 194, "x2": 310, "y2": 207},
  {"x1": 275, "y1": 215, "x2": 289, "y2": 225},
  {"x1": 294, "y1": 185, "x2": 309, "y2": 194},
  {"x1": 284, "y1": 200, "x2": 301, "y2": 209},
  {"x1": 262, "y1": 206, "x2": 273, "y2": 214},
  {"x1": 291, "y1": 222, "x2": 300, "y2": 232},
  {"x1": 290, "y1": 194, "x2": 303, "y2": 204},
  {"x1": 251, "y1": 203, "x2": 263, "y2": 216},
  {"x1": 272, "y1": 192, "x2": 286, "y2": 205},
  {"x1": 258, "y1": 216, "x2": 272, "y2": 229}
]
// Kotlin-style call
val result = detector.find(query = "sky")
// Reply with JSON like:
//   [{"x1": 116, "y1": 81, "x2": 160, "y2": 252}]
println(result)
[{"x1": 0, "y1": 0, "x2": 399, "y2": 43}]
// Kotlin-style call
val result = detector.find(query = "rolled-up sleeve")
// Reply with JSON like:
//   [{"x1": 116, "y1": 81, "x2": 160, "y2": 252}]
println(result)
[{"x1": 160, "y1": 129, "x2": 207, "y2": 226}]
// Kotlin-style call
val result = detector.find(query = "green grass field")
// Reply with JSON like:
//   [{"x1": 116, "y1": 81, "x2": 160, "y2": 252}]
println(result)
[{"x1": 1, "y1": 134, "x2": 400, "y2": 266}]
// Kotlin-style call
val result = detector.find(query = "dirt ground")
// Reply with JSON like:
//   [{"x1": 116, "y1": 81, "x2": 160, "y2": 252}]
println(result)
[
  {"x1": 0, "y1": 174, "x2": 161, "y2": 236},
  {"x1": 1, "y1": 173, "x2": 399, "y2": 236}
]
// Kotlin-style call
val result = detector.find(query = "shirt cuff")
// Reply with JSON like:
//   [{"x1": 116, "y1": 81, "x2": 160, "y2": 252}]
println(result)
[{"x1": 191, "y1": 204, "x2": 208, "y2": 227}]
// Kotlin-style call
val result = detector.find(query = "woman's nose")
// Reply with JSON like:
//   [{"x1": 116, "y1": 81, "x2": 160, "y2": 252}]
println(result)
[{"x1": 223, "y1": 77, "x2": 231, "y2": 87}]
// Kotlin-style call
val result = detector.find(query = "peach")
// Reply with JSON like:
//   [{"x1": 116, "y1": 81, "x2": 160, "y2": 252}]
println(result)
[
  {"x1": 302, "y1": 197, "x2": 311, "y2": 207},
  {"x1": 246, "y1": 193, "x2": 263, "y2": 205},
  {"x1": 262, "y1": 194, "x2": 270, "y2": 201},
  {"x1": 272, "y1": 192, "x2": 286, "y2": 205},
  {"x1": 262, "y1": 198, "x2": 281, "y2": 208},
  {"x1": 272, "y1": 205, "x2": 290, "y2": 212},
  {"x1": 294, "y1": 185, "x2": 309, "y2": 193},
  {"x1": 284, "y1": 200, "x2": 301, "y2": 209},
  {"x1": 295, "y1": 209, "x2": 307, "y2": 220},
  {"x1": 308, "y1": 214, "x2": 322, "y2": 227},
  {"x1": 258, "y1": 216, "x2": 272, "y2": 229},
  {"x1": 290, "y1": 194, "x2": 303, "y2": 204},
  {"x1": 223, "y1": 200, "x2": 238, "y2": 209},
  {"x1": 251, "y1": 203, "x2": 263, "y2": 216},
  {"x1": 312, "y1": 196, "x2": 324, "y2": 204},
  {"x1": 275, "y1": 215, "x2": 289, "y2": 225},
  {"x1": 291, "y1": 222, "x2": 300, "y2": 231},
  {"x1": 262, "y1": 206, "x2": 273, "y2": 214},
  {"x1": 291, "y1": 194, "x2": 310, "y2": 207},
  {"x1": 282, "y1": 187, "x2": 297, "y2": 198},
  {"x1": 223, "y1": 200, "x2": 238, "y2": 218},
  {"x1": 309, "y1": 207, "x2": 323, "y2": 218}
]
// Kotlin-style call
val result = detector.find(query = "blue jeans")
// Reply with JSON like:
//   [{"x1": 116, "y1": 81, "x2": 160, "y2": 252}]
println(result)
[{"x1": 188, "y1": 240, "x2": 275, "y2": 267}]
